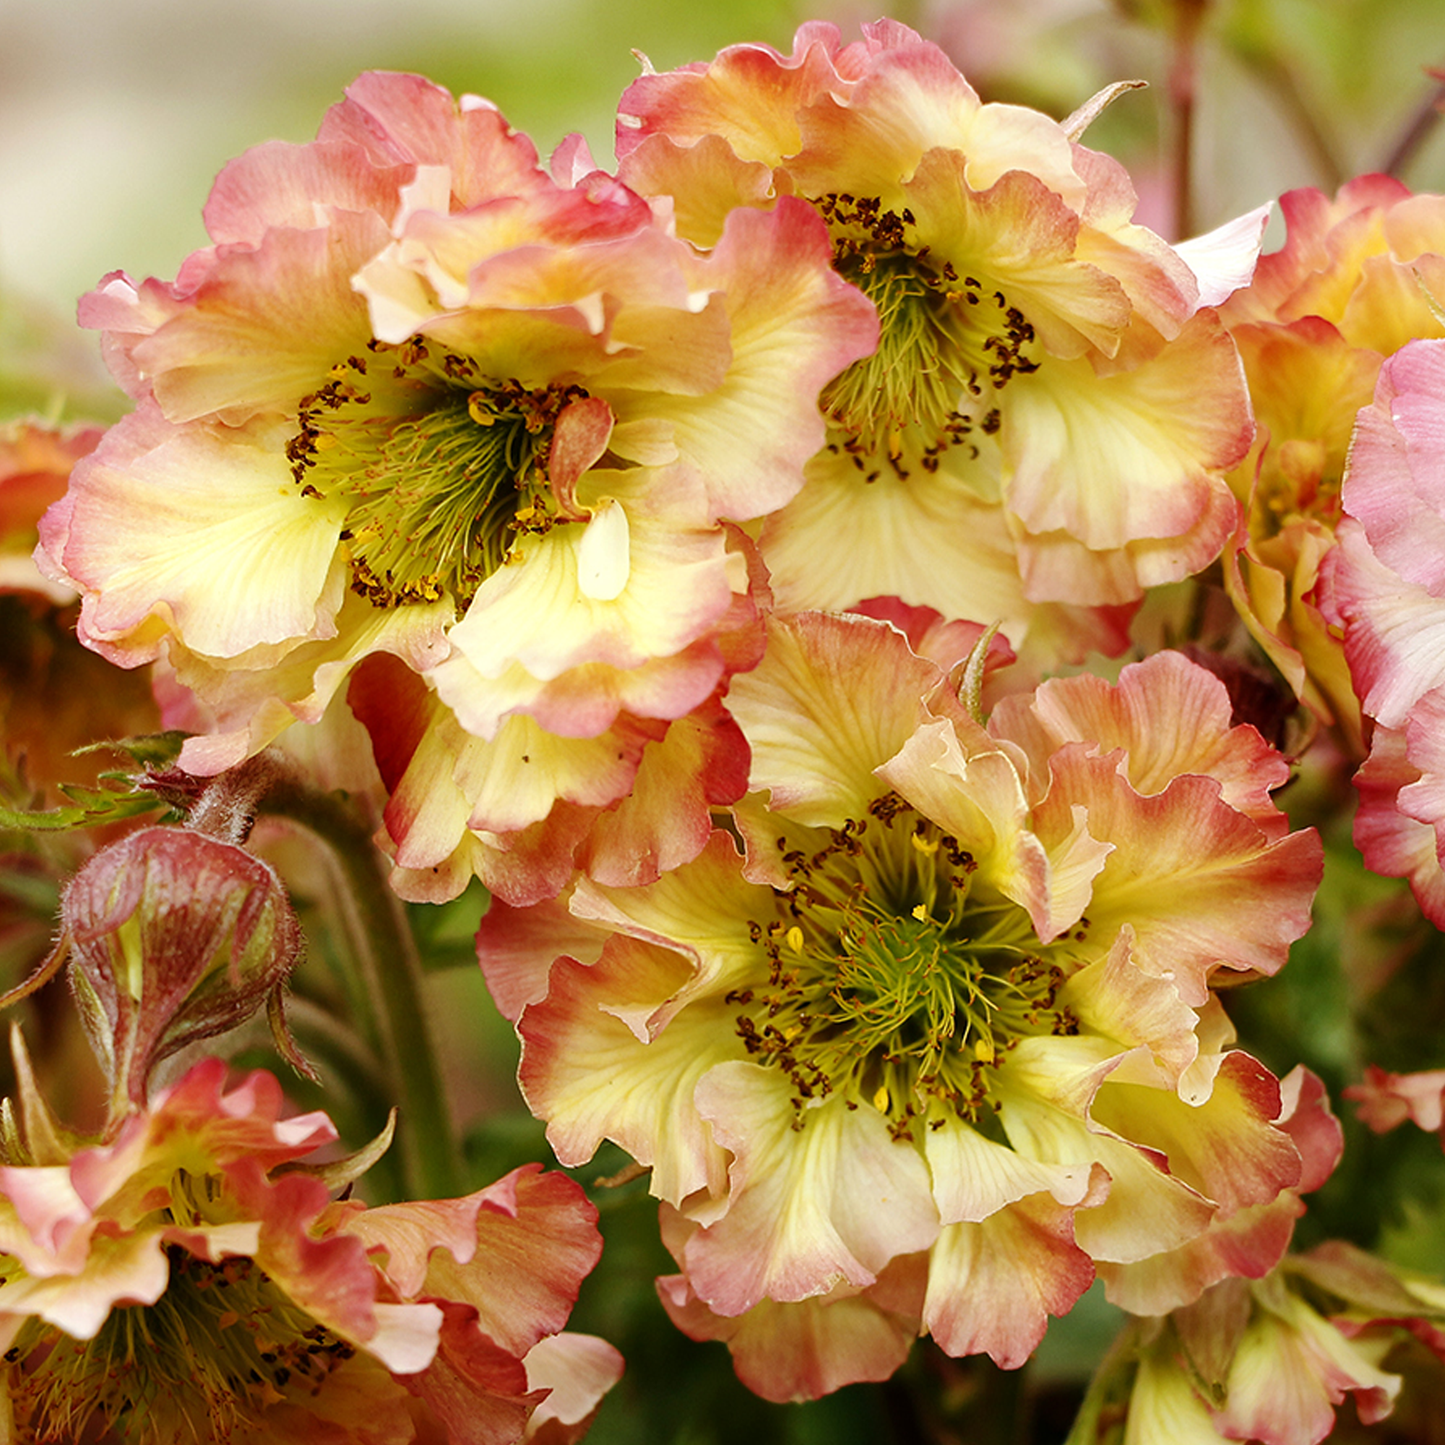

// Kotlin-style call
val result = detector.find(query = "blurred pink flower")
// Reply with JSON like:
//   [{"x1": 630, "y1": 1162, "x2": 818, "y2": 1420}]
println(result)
[{"x1": 1346, "y1": 1064, "x2": 1445, "y2": 1145}]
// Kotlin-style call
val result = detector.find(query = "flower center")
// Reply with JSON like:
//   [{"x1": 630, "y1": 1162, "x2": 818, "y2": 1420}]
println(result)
[
  {"x1": 731, "y1": 795, "x2": 1081, "y2": 1139},
  {"x1": 812, "y1": 194, "x2": 1037, "y2": 479},
  {"x1": 3, "y1": 1175, "x2": 356, "y2": 1443},
  {"x1": 288, "y1": 337, "x2": 587, "y2": 608}
]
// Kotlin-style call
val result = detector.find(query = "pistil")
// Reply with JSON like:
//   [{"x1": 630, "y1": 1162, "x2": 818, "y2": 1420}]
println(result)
[
  {"x1": 287, "y1": 339, "x2": 587, "y2": 608},
  {"x1": 811, "y1": 193, "x2": 1038, "y2": 479},
  {"x1": 731, "y1": 796, "x2": 1081, "y2": 1138}
]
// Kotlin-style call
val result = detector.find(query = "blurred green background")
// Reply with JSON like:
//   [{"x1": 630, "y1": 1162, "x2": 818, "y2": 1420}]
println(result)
[{"x1": 3, "y1": 0, "x2": 1445, "y2": 327}]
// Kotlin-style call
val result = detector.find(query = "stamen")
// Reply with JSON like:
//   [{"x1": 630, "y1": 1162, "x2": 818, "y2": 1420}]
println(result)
[
  {"x1": 809, "y1": 193, "x2": 1037, "y2": 479},
  {"x1": 738, "y1": 797, "x2": 1082, "y2": 1136},
  {"x1": 288, "y1": 341, "x2": 589, "y2": 608},
  {"x1": 5, "y1": 1235, "x2": 356, "y2": 1443}
]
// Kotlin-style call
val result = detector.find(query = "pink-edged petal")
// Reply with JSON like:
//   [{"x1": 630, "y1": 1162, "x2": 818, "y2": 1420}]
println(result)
[
  {"x1": 1087, "y1": 1050, "x2": 1301, "y2": 1222},
  {"x1": 922, "y1": 1188, "x2": 1100, "y2": 1366},
  {"x1": 0, "y1": 1228, "x2": 170, "y2": 1340},
  {"x1": 518, "y1": 941, "x2": 738, "y2": 1206},
  {"x1": 475, "y1": 892, "x2": 606, "y2": 1023},
  {"x1": 616, "y1": 132, "x2": 779, "y2": 249},
  {"x1": 133, "y1": 213, "x2": 388, "y2": 425},
  {"x1": 342, "y1": 1194, "x2": 488, "y2": 1298},
  {"x1": 657, "y1": 1237, "x2": 927, "y2": 1403},
  {"x1": 1003, "y1": 311, "x2": 1251, "y2": 555},
  {"x1": 682, "y1": 1063, "x2": 939, "y2": 1312},
  {"x1": 990, "y1": 650, "x2": 1291, "y2": 827},
  {"x1": 1099, "y1": 1192, "x2": 1303, "y2": 1318},
  {"x1": 1014, "y1": 484, "x2": 1240, "y2": 606},
  {"x1": 617, "y1": 24, "x2": 856, "y2": 166},
  {"x1": 431, "y1": 488, "x2": 736, "y2": 737},
  {"x1": 200, "y1": 138, "x2": 411, "y2": 244},
  {"x1": 648, "y1": 198, "x2": 879, "y2": 519},
  {"x1": 43, "y1": 405, "x2": 348, "y2": 665},
  {"x1": 576, "y1": 696, "x2": 750, "y2": 889},
  {"x1": 422, "y1": 1167, "x2": 602, "y2": 1359},
  {"x1": 164, "y1": 590, "x2": 451, "y2": 775},
  {"x1": 726, "y1": 610, "x2": 944, "y2": 826},
  {"x1": 317, "y1": 71, "x2": 548, "y2": 209},
  {"x1": 1100, "y1": 1064, "x2": 1341, "y2": 1315},
  {"x1": 1043, "y1": 749, "x2": 1321, "y2": 1003}
]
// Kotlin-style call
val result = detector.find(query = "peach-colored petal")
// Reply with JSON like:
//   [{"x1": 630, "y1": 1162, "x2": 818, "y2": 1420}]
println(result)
[
  {"x1": 519, "y1": 941, "x2": 738, "y2": 1206},
  {"x1": 657, "y1": 1245, "x2": 926, "y2": 1403},
  {"x1": 922, "y1": 1188, "x2": 1100, "y2": 1367},
  {"x1": 727, "y1": 610, "x2": 944, "y2": 826},
  {"x1": 684, "y1": 1064, "x2": 939, "y2": 1311}
]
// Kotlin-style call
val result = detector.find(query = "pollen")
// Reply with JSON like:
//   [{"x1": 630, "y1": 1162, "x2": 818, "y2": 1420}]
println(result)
[
  {"x1": 4, "y1": 1234, "x2": 358, "y2": 1444},
  {"x1": 735, "y1": 795, "x2": 1082, "y2": 1132},
  {"x1": 288, "y1": 340, "x2": 589, "y2": 609},
  {"x1": 809, "y1": 193, "x2": 1038, "y2": 480}
]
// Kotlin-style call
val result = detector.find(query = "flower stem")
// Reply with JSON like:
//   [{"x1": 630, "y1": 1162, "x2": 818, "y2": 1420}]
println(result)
[
  {"x1": 259, "y1": 777, "x2": 461, "y2": 1201},
  {"x1": 1167, "y1": 0, "x2": 1211, "y2": 240}
]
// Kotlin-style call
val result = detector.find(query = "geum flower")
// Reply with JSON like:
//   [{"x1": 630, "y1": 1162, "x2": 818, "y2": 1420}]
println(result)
[
  {"x1": 0, "y1": 1046, "x2": 617, "y2": 1444},
  {"x1": 479, "y1": 611, "x2": 1323, "y2": 1399},
  {"x1": 614, "y1": 20, "x2": 1260, "y2": 662},
  {"x1": 1319, "y1": 337, "x2": 1445, "y2": 925},
  {"x1": 39, "y1": 71, "x2": 876, "y2": 903},
  {"x1": 1218, "y1": 175, "x2": 1445, "y2": 750}
]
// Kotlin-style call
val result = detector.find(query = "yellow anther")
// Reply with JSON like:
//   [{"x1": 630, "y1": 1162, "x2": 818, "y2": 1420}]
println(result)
[
  {"x1": 973, "y1": 1036, "x2": 995, "y2": 1064},
  {"x1": 873, "y1": 1085, "x2": 890, "y2": 1112},
  {"x1": 910, "y1": 832, "x2": 939, "y2": 856},
  {"x1": 911, "y1": 903, "x2": 928, "y2": 921},
  {"x1": 785, "y1": 926, "x2": 804, "y2": 953},
  {"x1": 468, "y1": 392, "x2": 498, "y2": 425}
]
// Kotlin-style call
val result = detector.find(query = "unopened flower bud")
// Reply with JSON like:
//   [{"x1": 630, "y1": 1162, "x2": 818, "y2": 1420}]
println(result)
[{"x1": 60, "y1": 824, "x2": 302, "y2": 1110}]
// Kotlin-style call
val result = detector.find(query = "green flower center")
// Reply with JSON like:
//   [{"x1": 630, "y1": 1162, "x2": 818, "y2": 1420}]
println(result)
[
  {"x1": 812, "y1": 194, "x2": 1037, "y2": 480},
  {"x1": 732, "y1": 794, "x2": 1082, "y2": 1139},
  {"x1": 288, "y1": 337, "x2": 587, "y2": 608},
  {"x1": 3, "y1": 1175, "x2": 358, "y2": 1443}
]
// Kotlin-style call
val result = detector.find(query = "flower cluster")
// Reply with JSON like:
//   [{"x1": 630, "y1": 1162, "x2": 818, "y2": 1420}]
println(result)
[{"x1": 12, "y1": 8, "x2": 1445, "y2": 1441}]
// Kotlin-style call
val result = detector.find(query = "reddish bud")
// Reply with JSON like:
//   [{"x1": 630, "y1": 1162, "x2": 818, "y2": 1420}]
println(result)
[{"x1": 60, "y1": 825, "x2": 302, "y2": 1110}]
